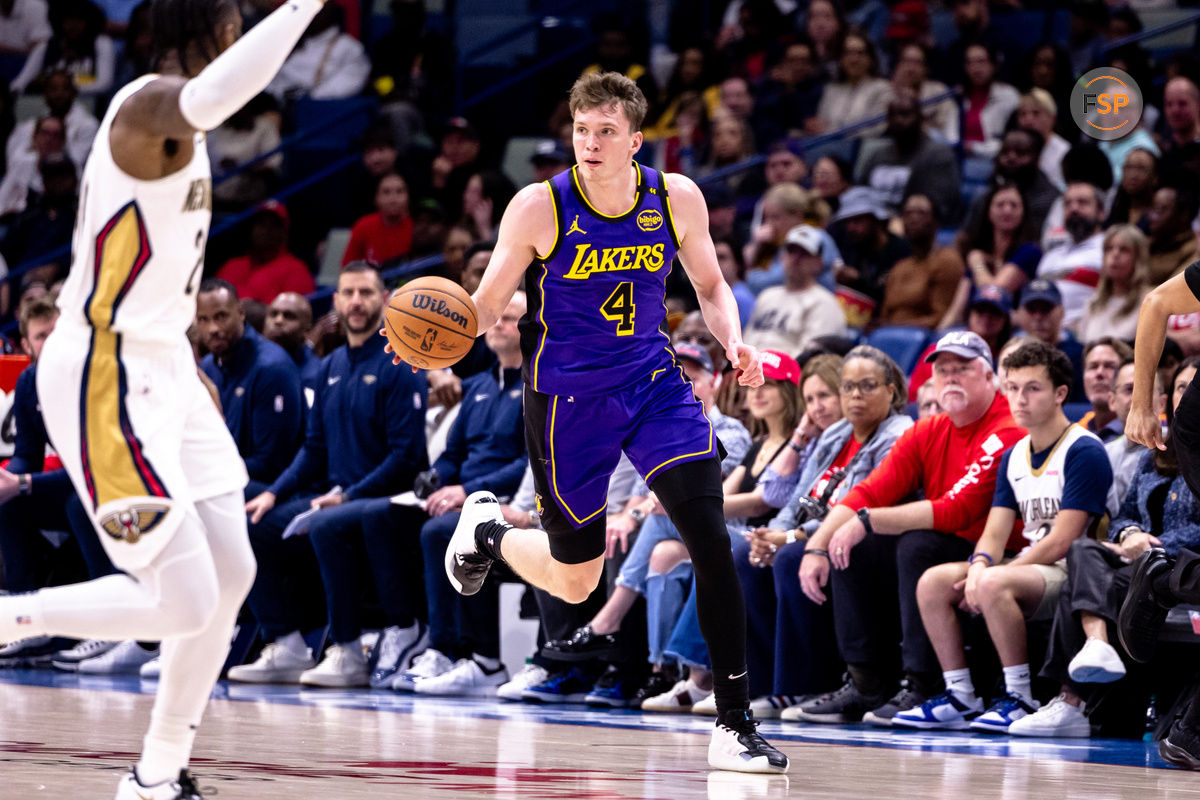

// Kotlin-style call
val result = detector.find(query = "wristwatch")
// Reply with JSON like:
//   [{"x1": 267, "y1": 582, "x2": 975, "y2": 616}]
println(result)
[
  {"x1": 17, "y1": 473, "x2": 31, "y2": 496},
  {"x1": 629, "y1": 508, "x2": 646, "y2": 524},
  {"x1": 856, "y1": 507, "x2": 874, "y2": 534}
]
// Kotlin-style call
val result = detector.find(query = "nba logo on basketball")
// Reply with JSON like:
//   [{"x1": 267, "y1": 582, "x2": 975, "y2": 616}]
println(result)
[{"x1": 420, "y1": 328, "x2": 438, "y2": 352}]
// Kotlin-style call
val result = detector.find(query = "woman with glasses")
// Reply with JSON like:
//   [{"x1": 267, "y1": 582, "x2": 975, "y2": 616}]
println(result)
[{"x1": 734, "y1": 346, "x2": 913, "y2": 719}]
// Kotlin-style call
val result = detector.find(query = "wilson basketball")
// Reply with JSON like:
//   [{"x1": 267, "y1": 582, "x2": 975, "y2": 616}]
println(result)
[{"x1": 384, "y1": 276, "x2": 479, "y2": 369}]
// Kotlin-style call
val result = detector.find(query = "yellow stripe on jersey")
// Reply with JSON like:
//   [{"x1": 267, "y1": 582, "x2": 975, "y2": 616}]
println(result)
[
  {"x1": 86, "y1": 203, "x2": 149, "y2": 329},
  {"x1": 84, "y1": 330, "x2": 159, "y2": 506},
  {"x1": 80, "y1": 202, "x2": 165, "y2": 508}
]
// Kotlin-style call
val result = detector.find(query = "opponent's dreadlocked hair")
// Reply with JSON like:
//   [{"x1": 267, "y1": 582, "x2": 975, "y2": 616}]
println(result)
[{"x1": 149, "y1": 0, "x2": 239, "y2": 75}]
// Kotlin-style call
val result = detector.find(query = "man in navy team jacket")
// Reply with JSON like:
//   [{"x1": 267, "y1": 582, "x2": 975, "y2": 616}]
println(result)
[
  {"x1": 196, "y1": 279, "x2": 303, "y2": 491},
  {"x1": 232, "y1": 264, "x2": 428, "y2": 688}
]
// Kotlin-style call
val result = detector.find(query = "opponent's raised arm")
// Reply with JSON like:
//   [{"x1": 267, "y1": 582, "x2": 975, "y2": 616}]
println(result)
[
  {"x1": 472, "y1": 182, "x2": 555, "y2": 333},
  {"x1": 667, "y1": 173, "x2": 762, "y2": 386},
  {"x1": 115, "y1": 0, "x2": 326, "y2": 142}
]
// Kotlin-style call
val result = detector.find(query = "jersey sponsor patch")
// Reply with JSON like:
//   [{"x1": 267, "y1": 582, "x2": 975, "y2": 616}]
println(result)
[{"x1": 636, "y1": 208, "x2": 664, "y2": 232}]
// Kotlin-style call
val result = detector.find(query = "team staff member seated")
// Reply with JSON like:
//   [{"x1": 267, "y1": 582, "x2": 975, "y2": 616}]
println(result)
[
  {"x1": 233, "y1": 264, "x2": 428, "y2": 688},
  {"x1": 196, "y1": 279, "x2": 303, "y2": 491}
]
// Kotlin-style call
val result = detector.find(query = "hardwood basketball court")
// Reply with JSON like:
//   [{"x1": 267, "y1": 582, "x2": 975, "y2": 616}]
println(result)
[{"x1": 0, "y1": 670, "x2": 1193, "y2": 798}]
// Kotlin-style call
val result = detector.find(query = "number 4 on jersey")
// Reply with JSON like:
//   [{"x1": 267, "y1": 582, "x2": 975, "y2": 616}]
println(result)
[{"x1": 600, "y1": 281, "x2": 635, "y2": 335}]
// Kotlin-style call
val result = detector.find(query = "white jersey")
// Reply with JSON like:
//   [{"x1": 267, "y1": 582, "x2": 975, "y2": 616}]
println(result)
[
  {"x1": 1006, "y1": 425, "x2": 1102, "y2": 550},
  {"x1": 56, "y1": 74, "x2": 211, "y2": 345}
]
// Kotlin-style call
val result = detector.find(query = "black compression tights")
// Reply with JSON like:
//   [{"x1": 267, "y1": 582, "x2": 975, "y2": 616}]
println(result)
[{"x1": 652, "y1": 457, "x2": 749, "y2": 719}]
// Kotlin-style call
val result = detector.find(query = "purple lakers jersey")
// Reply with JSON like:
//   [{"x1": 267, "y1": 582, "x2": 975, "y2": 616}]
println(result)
[{"x1": 521, "y1": 163, "x2": 681, "y2": 396}]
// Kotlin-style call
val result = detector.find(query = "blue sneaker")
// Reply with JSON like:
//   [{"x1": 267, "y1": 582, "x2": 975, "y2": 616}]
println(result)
[
  {"x1": 969, "y1": 692, "x2": 1039, "y2": 734},
  {"x1": 892, "y1": 690, "x2": 983, "y2": 730},
  {"x1": 521, "y1": 667, "x2": 595, "y2": 704},
  {"x1": 585, "y1": 665, "x2": 638, "y2": 708}
]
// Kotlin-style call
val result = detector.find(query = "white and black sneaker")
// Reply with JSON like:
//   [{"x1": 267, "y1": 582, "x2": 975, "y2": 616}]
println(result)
[
  {"x1": 708, "y1": 709, "x2": 790, "y2": 774},
  {"x1": 114, "y1": 767, "x2": 209, "y2": 799},
  {"x1": 445, "y1": 491, "x2": 507, "y2": 596},
  {"x1": 51, "y1": 639, "x2": 117, "y2": 671}
]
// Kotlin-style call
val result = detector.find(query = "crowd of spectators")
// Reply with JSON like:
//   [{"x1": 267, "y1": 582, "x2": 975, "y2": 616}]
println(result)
[{"x1": 4, "y1": 0, "x2": 1200, "y2": 762}]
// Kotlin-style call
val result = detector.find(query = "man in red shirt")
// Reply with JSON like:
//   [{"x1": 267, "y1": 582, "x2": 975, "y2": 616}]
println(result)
[
  {"x1": 216, "y1": 200, "x2": 315, "y2": 304},
  {"x1": 795, "y1": 331, "x2": 1025, "y2": 726}
]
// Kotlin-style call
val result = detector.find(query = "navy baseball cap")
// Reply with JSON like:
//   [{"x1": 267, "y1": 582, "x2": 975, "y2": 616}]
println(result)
[
  {"x1": 924, "y1": 330, "x2": 993, "y2": 365},
  {"x1": 969, "y1": 285, "x2": 1013, "y2": 316},
  {"x1": 675, "y1": 343, "x2": 714, "y2": 374},
  {"x1": 1020, "y1": 279, "x2": 1063, "y2": 309}
]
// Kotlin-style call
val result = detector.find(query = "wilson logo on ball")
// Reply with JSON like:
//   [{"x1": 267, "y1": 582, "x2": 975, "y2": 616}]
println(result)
[
  {"x1": 410, "y1": 293, "x2": 472, "y2": 329},
  {"x1": 636, "y1": 209, "x2": 663, "y2": 232}
]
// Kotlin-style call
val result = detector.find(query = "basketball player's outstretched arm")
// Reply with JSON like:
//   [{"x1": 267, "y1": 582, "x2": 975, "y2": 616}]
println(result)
[
  {"x1": 1129, "y1": 272, "x2": 1200, "y2": 450},
  {"x1": 471, "y1": 183, "x2": 557, "y2": 332},
  {"x1": 666, "y1": 172, "x2": 763, "y2": 388},
  {"x1": 109, "y1": 0, "x2": 326, "y2": 175}
]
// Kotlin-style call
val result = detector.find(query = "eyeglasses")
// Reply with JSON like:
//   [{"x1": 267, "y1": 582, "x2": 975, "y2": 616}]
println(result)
[
  {"x1": 676, "y1": 333, "x2": 714, "y2": 346},
  {"x1": 840, "y1": 378, "x2": 882, "y2": 395}
]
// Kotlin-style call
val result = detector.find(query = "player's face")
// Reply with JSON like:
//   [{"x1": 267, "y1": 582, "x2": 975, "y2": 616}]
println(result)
[
  {"x1": 195, "y1": 288, "x2": 245, "y2": 358},
  {"x1": 334, "y1": 272, "x2": 385, "y2": 335},
  {"x1": 572, "y1": 104, "x2": 642, "y2": 179},
  {"x1": 21, "y1": 314, "x2": 57, "y2": 362},
  {"x1": 1004, "y1": 365, "x2": 1063, "y2": 427},
  {"x1": 265, "y1": 293, "x2": 311, "y2": 348},
  {"x1": 1083, "y1": 345, "x2": 1121, "y2": 408}
]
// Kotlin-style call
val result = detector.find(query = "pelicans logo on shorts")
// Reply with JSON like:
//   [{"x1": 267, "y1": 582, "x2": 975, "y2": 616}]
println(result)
[{"x1": 99, "y1": 502, "x2": 170, "y2": 544}]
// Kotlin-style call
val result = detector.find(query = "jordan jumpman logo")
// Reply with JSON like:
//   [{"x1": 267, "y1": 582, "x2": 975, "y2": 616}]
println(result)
[{"x1": 565, "y1": 215, "x2": 587, "y2": 237}]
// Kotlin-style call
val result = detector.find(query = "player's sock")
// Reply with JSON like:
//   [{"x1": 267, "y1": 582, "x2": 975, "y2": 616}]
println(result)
[
  {"x1": 944, "y1": 668, "x2": 976, "y2": 704},
  {"x1": 138, "y1": 713, "x2": 196, "y2": 785},
  {"x1": 1003, "y1": 664, "x2": 1033, "y2": 704},
  {"x1": 713, "y1": 671, "x2": 751, "y2": 720},
  {"x1": 475, "y1": 519, "x2": 511, "y2": 562}
]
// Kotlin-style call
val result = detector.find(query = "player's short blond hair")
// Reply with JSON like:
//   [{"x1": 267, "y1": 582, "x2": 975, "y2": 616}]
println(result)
[{"x1": 569, "y1": 71, "x2": 648, "y2": 133}]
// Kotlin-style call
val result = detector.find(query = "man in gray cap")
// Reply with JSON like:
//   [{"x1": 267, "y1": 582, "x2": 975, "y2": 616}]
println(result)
[
  {"x1": 793, "y1": 330, "x2": 1025, "y2": 727},
  {"x1": 830, "y1": 186, "x2": 911, "y2": 313},
  {"x1": 744, "y1": 225, "x2": 847, "y2": 355}
]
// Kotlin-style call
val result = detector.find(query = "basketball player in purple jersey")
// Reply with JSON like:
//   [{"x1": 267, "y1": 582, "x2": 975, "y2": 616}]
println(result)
[{"x1": 433, "y1": 72, "x2": 786, "y2": 772}]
